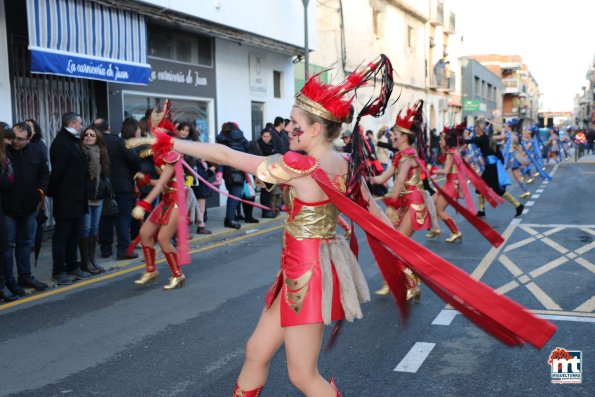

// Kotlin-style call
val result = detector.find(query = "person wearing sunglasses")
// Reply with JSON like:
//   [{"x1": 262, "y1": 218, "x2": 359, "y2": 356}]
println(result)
[{"x1": 79, "y1": 126, "x2": 111, "y2": 275}]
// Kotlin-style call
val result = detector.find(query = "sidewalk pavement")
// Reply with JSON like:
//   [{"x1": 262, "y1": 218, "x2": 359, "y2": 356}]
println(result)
[
  {"x1": 19, "y1": 203, "x2": 286, "y2": 294},
  {"x1": 576, "y1": 153, "x2": 595, "y2": 163}
]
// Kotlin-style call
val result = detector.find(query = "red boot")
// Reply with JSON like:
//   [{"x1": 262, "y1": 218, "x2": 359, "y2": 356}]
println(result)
[
  {"x1": 443, "y1": 218, "x2": 462, "y2": 243},
  {"x1": 233, "y1": 384, "x2": 263, "y2": 397},
  {"x1": 330, "y1": 378, "x2": 342, "y2": 397},
  {"x1": 134, "y1": 245, "x2": 158, "y2": 285},
  {"x1": 162, "y1": 251, "x2": 186, "y2": 290}
]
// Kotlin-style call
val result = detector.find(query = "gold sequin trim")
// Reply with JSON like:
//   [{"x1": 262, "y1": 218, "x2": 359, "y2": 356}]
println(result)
[{"x1": 284, "y1": 269, "x2": 313, "y2": 313}]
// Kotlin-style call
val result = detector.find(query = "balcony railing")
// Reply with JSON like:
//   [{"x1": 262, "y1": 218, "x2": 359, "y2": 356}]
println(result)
[
  {"x1": 430, "y1": 69, "x2": 455, "y2": 92},
  {"x1": 502, "y1": 78, "x2": 520, "y2": 94}
]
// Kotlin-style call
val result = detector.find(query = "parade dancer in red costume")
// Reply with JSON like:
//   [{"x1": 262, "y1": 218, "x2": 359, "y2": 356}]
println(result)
[
  {"x1": 426, "y1": 124, "x2": 464, "y2": 243},
  {"x1": 129, "y1": 102, "x2": 188, "y2": 290},
  {"x1": 149, "y1": 56, "x2": 556, "y2": 396},
  {"x1": 370, "y1": 101, "x2": 428, "y2": 300}
]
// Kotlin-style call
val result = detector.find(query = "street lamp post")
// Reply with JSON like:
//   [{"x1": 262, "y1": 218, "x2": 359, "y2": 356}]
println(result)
[{"x1": 302, "y1": 0, "x2": 309, "y2": 79}]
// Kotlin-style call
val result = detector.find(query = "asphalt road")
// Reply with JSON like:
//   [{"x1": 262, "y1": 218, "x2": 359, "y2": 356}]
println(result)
[{"x1": 0, "y1": 161, "x2": 593, "y2": 397}]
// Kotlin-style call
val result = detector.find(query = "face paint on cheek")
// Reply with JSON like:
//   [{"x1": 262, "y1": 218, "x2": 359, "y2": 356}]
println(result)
[{"x1": 292, "y1": 126, "x2": 304, "y2": 143}]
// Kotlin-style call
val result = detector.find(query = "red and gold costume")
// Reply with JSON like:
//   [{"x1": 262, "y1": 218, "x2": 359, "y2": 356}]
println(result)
[
  {"x1": 129, "y1": 101, "x2": 190, "y2": 290},
  {"x1": 384, "y1": 147, "x2": 431, "y2": 231},
  {"x1": 148, "y1": 151, "x2": 186, "y2": 225},
  {"x1": 258, "y1": 154, "x2": 370, "y2": 327},
  {"x1": 442, "y1": 149, "x2": 461, "y2": 199}
]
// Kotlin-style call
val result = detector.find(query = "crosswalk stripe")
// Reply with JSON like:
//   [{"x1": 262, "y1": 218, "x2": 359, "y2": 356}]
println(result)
[{"x1": 394, "y1": 342, "x2": 436, "y2": 373}]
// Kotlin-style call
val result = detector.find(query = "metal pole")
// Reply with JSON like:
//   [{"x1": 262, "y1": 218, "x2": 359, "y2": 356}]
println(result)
[{"x1": 303, "y1": 0, "x2": 309, "y2": 79}]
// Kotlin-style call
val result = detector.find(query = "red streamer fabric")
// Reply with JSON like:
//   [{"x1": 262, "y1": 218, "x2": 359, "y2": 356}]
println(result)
[
  {"x1": 453, "y1": 155, "x2": 504, "y2": 208},
  {"x1": 414, "y1": 158, "x2": 504, "y2": 248},
  {"x1": 311, "y1": 168, "x2": 556, "y2": 349},
  {"x1": 174, "y1": 161, "x2": 190, "y2": 265}
]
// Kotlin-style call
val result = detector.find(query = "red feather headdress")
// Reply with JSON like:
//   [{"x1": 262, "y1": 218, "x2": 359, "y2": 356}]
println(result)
[
  {"x1": 295, "y1": 56, "x2": 392, "y2": 123},
  {"x1": 149, "y1": 99, "x2": 176, "y2": 135},
  {"x1": 395, "y1": 100, "x2": 423, "y2": 135}
]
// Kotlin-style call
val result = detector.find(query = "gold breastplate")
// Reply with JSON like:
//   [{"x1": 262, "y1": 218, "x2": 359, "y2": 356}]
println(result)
[
  {"x1": 404, "y1": 168, "x2": 423, "y2": 191},
  {"x1": 285, "y1": 201, "x2": 339, "y2": 239}
]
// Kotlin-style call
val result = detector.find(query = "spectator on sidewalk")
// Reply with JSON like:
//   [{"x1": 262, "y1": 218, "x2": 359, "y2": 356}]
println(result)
[
  {"x1": 25, "y1": 119, "x2": 48, "y2": 154},
  {"x1": 341, "y1": 130, "x2": 353, "y2": 153},
  {"x1": 49, "y1": 112, "x2": 89, "y2": 285},
  {"x1": 269, "y1": 116, "x2": 289, "y2": 155},
  {"x1": 3, "y1": 122, "x2": 49, "y2": 294},
  {"x1": 248, "y1": 129, "x2": 277, "y2": 218},
  {"x1": 430, "y1": 128, "x2": 440, "y2": 166},
  {"x1": 0, "y1": 122, "x2": 17, "y2": 302},
  {"x1": 586, "y1": 128, "x2": 595, "y2": 155},
  {"x1": 216, "y1": 122, "x2": 249, "y2": 229},
  {"x1": 130, "y1": 118, "x2": 158, "y2": 241},
  {"x1": 79, "y1": 126, "x2": 110, "y2": 275},
  {"x1": 176, "y1": 122, "x2": 216, "y2": 233},
  {"x1": 98, "y1": 117, "x2": 141, "y2": 260}
]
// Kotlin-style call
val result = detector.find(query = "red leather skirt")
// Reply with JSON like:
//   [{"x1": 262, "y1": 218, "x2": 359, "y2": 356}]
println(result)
[{"x1": 265, "y1": 233, "x2": 344, "y2": 327}]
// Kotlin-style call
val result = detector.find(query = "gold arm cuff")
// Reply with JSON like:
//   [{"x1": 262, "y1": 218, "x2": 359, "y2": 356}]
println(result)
[
  {"x1": 125, "y1": 137, "x2": 156, "y2": 149},
  {"x1": 257, "y1": 154, "x2": 291, "y2": 184},
  {"x1": 294, "y1": 93, "x2": 341, "y2": 123}
]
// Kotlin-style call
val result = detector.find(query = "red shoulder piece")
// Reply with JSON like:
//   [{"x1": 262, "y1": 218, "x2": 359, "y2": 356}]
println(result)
[{"x1": 282, "y1": 151, "x2": 318, "y2": 173}]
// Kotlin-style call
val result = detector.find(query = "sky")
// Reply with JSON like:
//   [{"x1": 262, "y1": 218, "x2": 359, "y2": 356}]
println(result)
[{"x1": 451, "y1": 0, "x2": 594, "y2": 112}]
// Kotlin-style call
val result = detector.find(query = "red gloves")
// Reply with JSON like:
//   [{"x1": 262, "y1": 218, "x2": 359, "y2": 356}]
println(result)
[
  {"x1": 134, "y1": 173, "x2": 151, "y2": 187},
  {"x1": 382, "y1": 196, "x2": 402, "y2": 209}
]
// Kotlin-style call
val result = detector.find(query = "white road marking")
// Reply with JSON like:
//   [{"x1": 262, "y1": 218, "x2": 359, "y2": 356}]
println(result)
[
  {"x1": 525, "y1": 200, "x2": 535, "y2": 207},
  {"x1": 574, "y1": 296, "x2": 595, "y2": 313},
  {"x1": 522, "y1": 224, "x2": 595, "y2": 228},
  {"x1": 538, "y1": 314, "x2": 595, "y2": 323},
  {"x1": 525, "y1": 282, "x2": 563, "y2": 310},
  {"x1": 536, "y1": 189, "x2": 544, "y2": 193},
  {"x1": 431, "y1": 309, "x2": 458, "y2": 325},
  {"x1": 498, "y1": 254, "x2": 524, "y2": 277},
  {"x1": 532, "y1": 194, "x2": 540, "y2": 199},
  {"x1": 575, "y1": 257, "x2": 595, "y2": 274},
  {"x1": 394, "y1": 342, "x2": 436, "y2": 373}
]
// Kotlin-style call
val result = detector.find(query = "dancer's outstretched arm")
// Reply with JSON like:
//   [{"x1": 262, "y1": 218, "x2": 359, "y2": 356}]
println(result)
[{"x1": 172, "y1": 139, "x2": 265, "y2": 176}]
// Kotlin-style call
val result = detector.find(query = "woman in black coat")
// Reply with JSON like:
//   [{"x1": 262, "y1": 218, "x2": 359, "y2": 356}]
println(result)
[{"x1": 216, "y1": 122, "x2": 249, "y2": 229}]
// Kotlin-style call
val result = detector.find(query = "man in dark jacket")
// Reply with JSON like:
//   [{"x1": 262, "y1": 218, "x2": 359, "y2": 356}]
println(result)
[
  {"x1": 98, "y1": 118, "x2": 141, "y2": 260},
  {"x1": 3, "y1": 123, "x2": 49, "y2": 294},
  {"x1": 48, "y1": 112, "x2": 88, "y2": 285},
  {"x1": 216, "y1": 122, "x2": 249, "y2": 229},
  {"x1": 269, "y1": 116, "x2": 289, "y2": 155}
]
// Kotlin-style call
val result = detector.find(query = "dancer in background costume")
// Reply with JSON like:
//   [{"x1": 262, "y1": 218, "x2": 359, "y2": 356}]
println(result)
[
  {"x1": 150, "y1": 56, "x2": 556, "y2": 396},
  {"x1": 426, "y1": 124, "x2": 464, "y2": 242},
  {"x1": 465, "y1": 118, "x2": 524, "y2": 218},
  {"x1": 424, "y1": 123, "x2": 504, "y2": 247},
  {"x1": 369, "y1": 101, "x2": 428, "y2": 300},
  {"x1": 129, "y1": 101, "x2": 190, "y2": 290},
  {"x1": 502, "y1": 122, "x2": 531, "y2": 199}
]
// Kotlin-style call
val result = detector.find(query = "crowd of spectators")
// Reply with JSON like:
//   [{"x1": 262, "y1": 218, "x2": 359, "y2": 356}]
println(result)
[{"x1": 0, "y1": 111, "x2": 302, "y2": 301}]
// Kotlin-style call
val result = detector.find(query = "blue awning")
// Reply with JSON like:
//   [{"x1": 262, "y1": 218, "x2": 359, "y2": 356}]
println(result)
[{"x1": 26, "y1": 0, "x2": 151, "y2": 85}]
